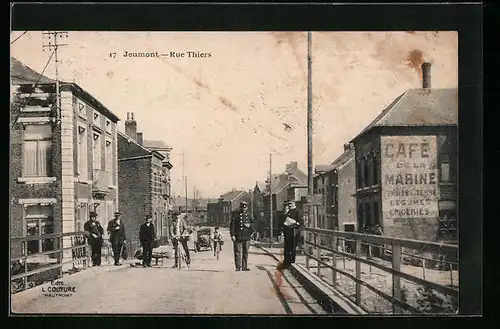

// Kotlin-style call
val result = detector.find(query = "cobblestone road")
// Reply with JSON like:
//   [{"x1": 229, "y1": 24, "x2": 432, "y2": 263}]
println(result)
[{"x1": 12, "y1": 229, "x2": 325, "y2": 315}]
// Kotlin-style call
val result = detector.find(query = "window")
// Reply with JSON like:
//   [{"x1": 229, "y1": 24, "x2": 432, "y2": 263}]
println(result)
[
  {"x1": 373, "y1": 201, "x2": 379, "y2": 226},
  {"x1": 22, "y1": 125, "x2": 52, "y2": 177},
  {"x1": 25, "y1": 205, "x2": 54, "y2": 254},
  {"x1": 356, "y1": 161, "x2": 362, "y2": 189},
  {"x1": 105, "y1": 139, "x2": 113, "y2": 175},
  {"x1": 92, "y1": 132, "x2": 101, "y2": 170},
  {"x1": 441, "y1": 162, "x2": 450, "y2": 182},
  {"x1": 363, "y1": 158, "x2": 370, "y2": 187},
  {"x1": 93, "y1": 111, "x2": 100, "y2": 126},
  {"x1": 76, "y1": 202, "x2": 89, "y2": 232},
  {"x1": 372, "y1": 156, "x2": 379, "y2": 185},
  {"x1": 364, "y1": 202, "x2": 371, "y2": 226},
  {"x1": 105, "y1": 119, "x2": 112, "y2": 133},
  {"x1": 77, "y1": 100, "x2": 86, "y2": 118},
  {"x1": 77, "y1": 126, "x2": 88, "y2": 181}
]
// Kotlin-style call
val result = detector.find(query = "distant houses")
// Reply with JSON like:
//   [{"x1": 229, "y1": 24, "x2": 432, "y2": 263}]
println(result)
[{"x1": 207, "y1": 190, "x2": 250, "y2": 227}]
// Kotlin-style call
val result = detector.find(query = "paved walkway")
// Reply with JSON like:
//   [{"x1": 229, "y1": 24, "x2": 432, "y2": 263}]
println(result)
[{"x1": 11, "y1": 229, "x2": 325, "y2": 315}]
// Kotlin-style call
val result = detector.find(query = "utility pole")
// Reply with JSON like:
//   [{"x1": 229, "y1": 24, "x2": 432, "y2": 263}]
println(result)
[
  {"x1": 269, "y1": 153, "x2": 273, "y2": 248},
  {"x1": 42, "y1": 31, "x2": 68, "y2": 123},
  {"x1": 307, "y1": 31, "x2": 315, "y2": 229},
  {"x1": 184, "y1": 175, "x2": 188, "y2": 214}
]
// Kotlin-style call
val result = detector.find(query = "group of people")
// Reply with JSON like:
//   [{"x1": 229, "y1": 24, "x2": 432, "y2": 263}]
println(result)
[
  {"x1": 83, "y1": 199, "x2": 303, "y2": 272},
  {"x1": 229, "y1": 199, "x2": 302, "y2": 272}
]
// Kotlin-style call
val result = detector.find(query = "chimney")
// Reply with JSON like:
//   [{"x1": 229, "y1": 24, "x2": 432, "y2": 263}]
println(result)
[
  {"x1": 125, "y1": 112, "x2": 137, "y2": 140},
  {"x1": 422, "y1": 62, "x2": 431, "y2": 89},
  {"x1": 137, "y1": 132, "x2": 143, "y2": 145}
]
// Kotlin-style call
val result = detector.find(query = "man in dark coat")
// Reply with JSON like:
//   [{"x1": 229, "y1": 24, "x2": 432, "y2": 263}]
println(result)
[
  {"x1": 279, "y1": 200, "x2": 303, "y2": 270},
  {"x1": 107, "y1": 212, "x2": 127, "y2": 266},
  {"x1": 139, "y1": 214, "x2": 156, "y2": 267},
  {"x1": 83, "y1": 211, "x2": 104, "y2": 267},
  {"x1": 230, "y1": 201, "x2": 254, "y2": 271},
  {"x1": 169, "y1": 213, "x2": 191, "y2": 267}
]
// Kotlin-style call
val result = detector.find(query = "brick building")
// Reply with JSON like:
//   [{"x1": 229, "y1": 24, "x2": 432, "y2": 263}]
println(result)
[
  {"x1": 10, "y1": 57, "x2": 120, "y2": 261},
  {"x1": 118, "y1": 113, "x2": 171, "y2": 245},
  {"x1": 313, "y1": 143, "x2": 357, "y2": 232},
  {"x1": 351, "y1": 63, "x2": 458, "y2": 243},
  {"x1": 262, "y1": 162, "x2": 307, "y2": 238},
  {"x1": 206, "y1": 190, "x2": 250, "y2": 227}
]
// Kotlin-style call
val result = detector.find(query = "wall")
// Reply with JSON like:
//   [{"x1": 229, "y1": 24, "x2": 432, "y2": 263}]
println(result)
[
  {"x1": 337, "y1": 157, "x2": 357, "y2": 231},
  {"x1": 118, "y1": 157, "x2": 151, "y2": 248},
  {"x1": 10, "y1": 88, "x2": 62, "y2": 259}
]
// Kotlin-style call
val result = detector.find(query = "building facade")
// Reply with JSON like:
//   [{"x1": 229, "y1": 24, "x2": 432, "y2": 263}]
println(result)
[
  {"x1": 10, "y1": 58, "x2": 120, "y2": 263},
  {"x1": 206, "y1": 190, "x2": 250, "y2": 227},
  {"x1": 351, "y1": 63, "x2": 458, "y2": 243},
  {"x1": 118, "y1": 113, "x2": 171, "y2": 245},
  {"x1": 313, "y1": 143, "x2": 357, "y2": 232}
]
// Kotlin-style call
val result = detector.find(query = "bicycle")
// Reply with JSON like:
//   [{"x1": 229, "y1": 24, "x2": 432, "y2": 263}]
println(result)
[
  {"x1": 173, "y1": 237, "x2": 190, "y2": 270},
  {"x1": 214, "y1": 240, "x2": 222, "y2": 260}
]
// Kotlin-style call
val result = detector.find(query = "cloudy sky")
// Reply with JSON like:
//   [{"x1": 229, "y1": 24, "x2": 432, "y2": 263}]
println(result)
[{"x1": 10, "y1": 31, "x2": 457, "y2": 198}]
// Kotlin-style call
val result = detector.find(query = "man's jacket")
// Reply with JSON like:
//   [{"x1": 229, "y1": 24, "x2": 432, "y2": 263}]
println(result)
[
  {"x1": 84, "y1": 220, "x2": 104, "y2": 242},
  {"x1": 170, "y1": 215, "x2": 189, "y2": 238},
  {"x1": 230, "y1": 210, "x2": 254, "y2": 241},
  {"x1": 107, "y1": 219, "x2": 126, "y2": 245},
  {"x1": 283, "y1": 208, "x2": 302, "y2": 235},
  {"x1": 139, "y1": 222, "x2": 156, "y2": 244}
]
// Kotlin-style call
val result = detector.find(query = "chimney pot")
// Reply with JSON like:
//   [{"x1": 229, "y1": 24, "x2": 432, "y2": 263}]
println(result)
[
  {"x1": 422, "y1": 62, "x2": 431, "y2": 89},
  {"x1": 131, "y1": 112, "x2": 135, "y2": 120},
  {"x1": 127, "y1": 112, "x2": 130, "y2": 120}
]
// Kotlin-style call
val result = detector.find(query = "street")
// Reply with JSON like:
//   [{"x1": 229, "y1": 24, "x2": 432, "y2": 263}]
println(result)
[{"x1": 12, "y1": 228, "x2": 325, "y2": 314}]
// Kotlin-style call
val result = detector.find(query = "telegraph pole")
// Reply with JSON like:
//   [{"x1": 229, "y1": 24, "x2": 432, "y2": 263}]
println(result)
[
  {"x1": 269, "y1": 153, "x2": 273, "y2": 248},
  {"x1": 42, "y1": 31, "x2": 68, "y2": 123},
  {"x1": 307, "y1": 31, "x2": 314, "y2": 229}
]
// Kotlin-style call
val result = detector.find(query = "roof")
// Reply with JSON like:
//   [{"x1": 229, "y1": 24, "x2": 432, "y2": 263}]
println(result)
[
  {"x1": 351, "y1": 88, "x2": 458, "y2": 143},
  {"x1": 117, "y1": 131, "x2": 165, "y2": 160},
  {"x1": 220, "y1": 190, "x2": 245, "y2": 202},
  {"x1": 314, "y1": 148, "x2": 355, "y2": 177},
  {"x1": 11, "y1": 57, "x2": 121, "y2": 123},
  {"x1": 11, "y1": 57, "x2": 55, "y2": 85},
  {"x1": 143, "y1": 140, "x2": 172, "y2": 150}
]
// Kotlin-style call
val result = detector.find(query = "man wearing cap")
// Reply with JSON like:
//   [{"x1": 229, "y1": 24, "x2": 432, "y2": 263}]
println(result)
[
  {"x1": 279, "y1": 200, "x2": 303, "y2": 270},
  {"x1": 230, "y1": 201, "x2": 254, "y2": 271},
  {"x1": 84, "y1": 212, "x2": 104, "y2": 267},
  {"x1": 139, "y1": 214, "x2": 156, "y2": 267},
  {"x1": 107, "y1": 212, "x2": 127, "y2": 266}
]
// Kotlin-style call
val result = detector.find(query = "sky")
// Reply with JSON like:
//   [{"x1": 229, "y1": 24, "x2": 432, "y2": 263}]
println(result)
[{"x1": 10, "y1": 31, "x2": 458, "y2": 198}]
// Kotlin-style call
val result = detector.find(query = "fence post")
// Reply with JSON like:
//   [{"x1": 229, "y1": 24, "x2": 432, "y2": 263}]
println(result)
[
  {"x1": 316, "y1": 233, "x2": 321, "y2": 277},
  {"x1": 59, "y1": 235, "x2": 64, "y2": 278},
  {"x1": 392, "y1": 243, "x2": 402, "y2": 314},
  {"x1": 449, "y1": 262, "x2": 454, "y2": 286},
  {"x1": 331, "y1": 234, "x2": 337, "y2": 287},
  {"x1": 422, "y1": 259, "x2": 426, "y2": 280},
  {"x1": 355, "y1": 236, "x2": 361, "y2": 305},
  {"x1": 305, "y1": 230, "x2": 310, "y2": 270},
  {"x1": 23, "y1": 241, "x2": 28, "y2": 291}
]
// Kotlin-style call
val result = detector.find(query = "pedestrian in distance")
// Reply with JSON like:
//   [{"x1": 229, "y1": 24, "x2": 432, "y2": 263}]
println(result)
[
  {"x1": 84, "y1": 211, "x2": 104, "y2": 267},
  {"x1": 139, "y1": 214, "x2": 156, "y2": 267},
  {"x1": 278, "y1": 200, "x2": 303, "y2": 270},
  {"x1": 107, "y1": 212, "x2": 127, "y2": 266},
  {"x1": 169, "y1": 213, "x2": 191, "y2": 267},
  {"x1": 230, "y1": 201, "x2": 254, "y2": 271}
]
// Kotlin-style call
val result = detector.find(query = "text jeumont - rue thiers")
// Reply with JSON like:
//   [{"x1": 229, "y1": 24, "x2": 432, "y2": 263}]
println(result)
[{"x1": 123, "y1": 51, "x2": 211, "y2": 58}]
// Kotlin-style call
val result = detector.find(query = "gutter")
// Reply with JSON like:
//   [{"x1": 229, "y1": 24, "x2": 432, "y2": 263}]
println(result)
[{"x1": 118, "y1": 154, "x2": 153, "y2": 161}]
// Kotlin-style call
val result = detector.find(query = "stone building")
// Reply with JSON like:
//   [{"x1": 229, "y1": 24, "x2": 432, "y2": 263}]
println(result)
[
  {"x1": 10, "y1": 57, "x2": 120, "y2": 263},
  {"x1": 351, "y1": 63, "x2": 458, "y2": 243}
]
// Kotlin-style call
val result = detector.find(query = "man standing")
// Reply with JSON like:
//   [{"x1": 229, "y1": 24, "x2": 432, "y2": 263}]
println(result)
[
  {"x1": 139, "y1": 214, "x2": 156, "y2": 267},
  {"x1": 107, "y1": 212, "x2": 127, "y2": 266},
  {"x1": 279, "y1": 200, "x2": 303, "y2": 270},
  {"x1": 230, "y1": 201, "x2": 254, "y2": 271},
  {"x1": 83, "y1": 211, "x2": 104, "y2": 267},
  {"x1": 169, "y1": 213, "x2": 191, "y2": 267}
]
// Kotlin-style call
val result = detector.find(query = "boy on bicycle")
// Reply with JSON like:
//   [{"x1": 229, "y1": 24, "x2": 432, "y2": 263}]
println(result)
[{"x1": 212, "y1": 227, "x2": 224, "y2": 256}]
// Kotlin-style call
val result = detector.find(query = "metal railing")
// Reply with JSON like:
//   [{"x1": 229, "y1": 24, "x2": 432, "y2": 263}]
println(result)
[
  {"x1": 11, "y1": 231, "x2": 90, "y2": 294},
  {"x1": 303, "y1": 227, "x2": 459, "y2": 314}
]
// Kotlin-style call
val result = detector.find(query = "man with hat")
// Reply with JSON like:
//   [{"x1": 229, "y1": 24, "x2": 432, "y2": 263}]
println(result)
[
  {"x1": 139, "y1": 214, "x2": 156, "y2": 267},
  {"x1": 279, "y1": 200, "x2": 303, "y2": 270},
  {"x1": 169, "y1": 213, "x2": 191, "y2": 267},
  {"x1": 107, "y1": 211, "x2": 127, "y2": 266},
  {"x1": 230, "y1": 201, "x2": 254, "y2": 271},
  {"x1": 84, "y1": 211, "x2": 104, "y2": 267}
]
